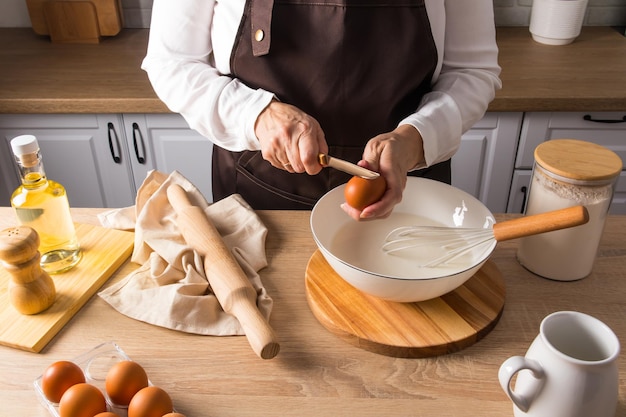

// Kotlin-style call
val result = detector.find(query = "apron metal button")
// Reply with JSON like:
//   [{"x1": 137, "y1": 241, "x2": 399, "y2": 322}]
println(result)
[{"x1": 254, "y1": 29, "x2": 265, "y2": 42}]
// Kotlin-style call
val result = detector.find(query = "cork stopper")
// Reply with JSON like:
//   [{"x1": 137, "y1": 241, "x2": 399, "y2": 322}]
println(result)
[
  {"x1": 534, "y1": 139, "x2": 623, "y2": 182},
  {"x1": 10, "y1": 135, "x2": 40, "y2": 168}
]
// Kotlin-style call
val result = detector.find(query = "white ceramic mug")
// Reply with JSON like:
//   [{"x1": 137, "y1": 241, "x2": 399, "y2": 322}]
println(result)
[{"x1": 499, "y1": 311, "x2": 619, "y2": 417}]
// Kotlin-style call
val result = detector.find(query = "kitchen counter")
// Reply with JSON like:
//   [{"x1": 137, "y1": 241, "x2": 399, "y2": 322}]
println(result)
[
  {"x1": 0, "y1": 207, "x2": 625, "y2": 416},
  {"x1": 0, "y1": 27, "x2": 625, "y2": 113}
]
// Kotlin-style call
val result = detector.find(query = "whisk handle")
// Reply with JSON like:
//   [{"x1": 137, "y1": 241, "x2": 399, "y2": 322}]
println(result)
[{"x1": 492, "y1": 206, "x2": 589, "y2": 242}]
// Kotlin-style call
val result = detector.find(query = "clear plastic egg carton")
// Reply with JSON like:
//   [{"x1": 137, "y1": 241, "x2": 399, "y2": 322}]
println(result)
[{"x1": 34, "y1": 341, "x2": 143, "y2": 417}]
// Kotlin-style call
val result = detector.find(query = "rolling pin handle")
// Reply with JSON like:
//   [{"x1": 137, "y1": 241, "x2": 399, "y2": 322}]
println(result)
[{"x1": 229, "y1": 294, "x2": 280, "y2": 360}]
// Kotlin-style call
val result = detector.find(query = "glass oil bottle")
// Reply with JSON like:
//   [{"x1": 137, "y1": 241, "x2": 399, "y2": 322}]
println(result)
[{"x1": 10, "y1": 135, "x2": 82, "y2": 274}]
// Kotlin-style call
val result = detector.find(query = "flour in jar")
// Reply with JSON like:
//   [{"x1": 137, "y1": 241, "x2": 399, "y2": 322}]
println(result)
[{"x1": 517, "y1": 169, "x2": 613, "y2": 281}]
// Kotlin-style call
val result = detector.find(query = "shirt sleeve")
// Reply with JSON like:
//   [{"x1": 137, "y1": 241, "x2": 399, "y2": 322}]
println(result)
[
  {"x1": 402, "y1": 0, "x2": 502, "y2": 168},
  {"x1": 141, "y1": 0, "x2": 274, "y2": 151}
]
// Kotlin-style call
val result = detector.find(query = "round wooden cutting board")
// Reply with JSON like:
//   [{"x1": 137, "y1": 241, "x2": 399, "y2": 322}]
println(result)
[{"x1": 305, "y1": 250, "x2": 505, "y2": 358}]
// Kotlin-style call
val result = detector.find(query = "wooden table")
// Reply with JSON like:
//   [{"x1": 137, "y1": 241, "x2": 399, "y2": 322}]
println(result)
[{"x1": 0, "y1": 207, "x2": 625, "y2": 416}]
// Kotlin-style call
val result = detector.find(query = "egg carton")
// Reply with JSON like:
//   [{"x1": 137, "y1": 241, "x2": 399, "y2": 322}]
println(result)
[{"x1": 33, "y1": 341, "x2": 151, "y2": 417}]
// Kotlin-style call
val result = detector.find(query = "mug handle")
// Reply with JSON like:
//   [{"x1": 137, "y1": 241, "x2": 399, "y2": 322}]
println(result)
[{"x1": 498, "y1": 356, "x2": 545, "y2": 412}]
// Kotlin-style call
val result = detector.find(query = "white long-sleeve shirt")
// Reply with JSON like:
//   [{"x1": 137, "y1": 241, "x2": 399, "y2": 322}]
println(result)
[{"x1": 142, "y1": 0, "x2": 502, "y2": 168}]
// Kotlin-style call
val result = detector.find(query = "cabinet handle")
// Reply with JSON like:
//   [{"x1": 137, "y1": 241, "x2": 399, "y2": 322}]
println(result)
[
  {"x1": 132, "y1": 123, "x2": 146, "y2": 164},
  {"x1": 520, "y1": 186, "x2": 528, "y2": 214},
  {"x1": 107, "y1": 122, "x2": 122, "y2": 164},
  {"x1": 583, "y1": 114, "x2": 626, "y2": 124}
]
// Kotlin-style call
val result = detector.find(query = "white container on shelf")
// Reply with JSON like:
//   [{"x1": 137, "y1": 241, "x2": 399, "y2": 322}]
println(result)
[{"x1": 529, "y1": 0, "x2": 588, "y2": 45}]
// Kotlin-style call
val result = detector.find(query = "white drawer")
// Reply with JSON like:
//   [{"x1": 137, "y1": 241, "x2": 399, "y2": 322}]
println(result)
[{"x1": 516, "y1": 112, "x2": 626, "y2": 169}]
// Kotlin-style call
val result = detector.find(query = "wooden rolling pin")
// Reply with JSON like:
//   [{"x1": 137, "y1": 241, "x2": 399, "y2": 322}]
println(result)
[{"x1": 167, "y1": 184, "x2": 279, "y2": 360}]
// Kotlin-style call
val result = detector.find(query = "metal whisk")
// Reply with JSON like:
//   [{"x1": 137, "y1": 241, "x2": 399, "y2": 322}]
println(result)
[{"x1": 382, "y1": 206, "x2": 589, "y2": 267}]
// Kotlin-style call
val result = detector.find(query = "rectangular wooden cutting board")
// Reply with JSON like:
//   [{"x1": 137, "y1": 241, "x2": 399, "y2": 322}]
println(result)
[
  {"x1": 42, "y1": 1, "x2": 102, "y2": 44},
  {"x1": 0, "y1": 223, "x2": 134, "y2": 352},
  {"x1": 26, "y1": 0, "x2": 123, "y2": 37}
]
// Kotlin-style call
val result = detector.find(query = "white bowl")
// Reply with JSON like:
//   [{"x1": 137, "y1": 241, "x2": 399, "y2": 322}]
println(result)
[{"x1": 310, "y1": 177, "x2": 497, "y2": 302}]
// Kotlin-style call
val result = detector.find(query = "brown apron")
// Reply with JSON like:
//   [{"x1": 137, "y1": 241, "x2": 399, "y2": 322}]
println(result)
[{"x1": 212, "y1": 0, "x2": 448, "y2": 209}]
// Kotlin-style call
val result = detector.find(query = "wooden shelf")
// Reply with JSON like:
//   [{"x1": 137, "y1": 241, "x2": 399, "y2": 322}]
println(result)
[{"x1": 0, "y1": 27, "x2": 625, "y2": 113}]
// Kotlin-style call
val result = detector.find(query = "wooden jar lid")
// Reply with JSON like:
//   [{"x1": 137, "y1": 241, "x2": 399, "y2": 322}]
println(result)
[{"x1": 534, "y1": 139, "x2": 622, "y2": 182}]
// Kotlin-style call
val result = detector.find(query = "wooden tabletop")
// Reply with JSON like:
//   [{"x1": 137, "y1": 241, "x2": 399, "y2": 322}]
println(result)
[
  {"x1": 0, "y1": 28, "x2": 167, "y2": 114},
  {"x1": 493, "y1": 26, "x2": 626, "y2": 112},
  {"x1": 0, "y1": 207, "x2": 625, "y2": 416},
  {"x1": 0, "y1": 27, "x2": 625, "y2": 113}
]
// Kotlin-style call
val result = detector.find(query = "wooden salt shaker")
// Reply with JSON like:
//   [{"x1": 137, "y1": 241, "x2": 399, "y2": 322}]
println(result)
[{"x1": 0, "y1": 226, "x2": 56, "y2": 314}]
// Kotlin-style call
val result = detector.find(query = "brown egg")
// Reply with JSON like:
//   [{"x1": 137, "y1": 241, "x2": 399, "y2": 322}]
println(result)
[
  {"x1": 163, "y1": 414, "x2": 186, "y2": 417},
  {"x1": 128, "y1": 386, "x2": 173, "y2": 417},
  {"x1": 94, "y1": 413, "x2": 120, "y2": 417},
  {"x1": 41, "y1": 361, "x2": 86, "y2": 403},
  {"x1": 105, "y1": 360, "x2": 149, "y2": 406},
  {"x1": 344, "y1": 175, "x2": 386, "y2": 211},
  {"x1": 58, "y1": 383, "x2": 107, "y2": 417}
]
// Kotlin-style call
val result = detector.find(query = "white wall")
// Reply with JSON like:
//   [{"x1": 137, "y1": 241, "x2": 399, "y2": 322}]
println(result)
[
  {"x1": 0, "y1": 0, "x2": 153, "y2": 29},
  {"x1": 0, "y1": 0, "x2": 32, "y2": 27},
  {"x1": 1, "y1": 0, "x2": 624, "y2": 28}
]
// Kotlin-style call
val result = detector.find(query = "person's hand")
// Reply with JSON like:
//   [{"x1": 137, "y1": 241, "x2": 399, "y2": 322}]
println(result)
[
  {"x1": 341, "y1": 124, "x2": 425, "y2": 221},
  {"x1": 254, "y1": 100, "x2": 328, "y2": 174}
]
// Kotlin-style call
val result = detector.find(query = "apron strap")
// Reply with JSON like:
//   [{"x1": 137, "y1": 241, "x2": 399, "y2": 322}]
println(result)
[{"x1": 251, "y1": 0, "x2": 274, "y2": 56}]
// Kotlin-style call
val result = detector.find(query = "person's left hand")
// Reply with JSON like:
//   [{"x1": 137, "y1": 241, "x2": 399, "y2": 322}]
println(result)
[{"x1": 341, "y1": 124, "x2": 425, "y2": 221}]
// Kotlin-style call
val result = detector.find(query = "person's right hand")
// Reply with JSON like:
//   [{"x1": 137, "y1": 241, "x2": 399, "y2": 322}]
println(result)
[{"x1": 254, "y1": 101, "x2": 328, "y2": 175}]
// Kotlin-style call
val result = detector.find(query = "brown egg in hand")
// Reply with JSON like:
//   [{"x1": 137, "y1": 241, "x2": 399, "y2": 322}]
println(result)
[{"x1": 344, "y1": 175, "x2": 387, "y2": 210}]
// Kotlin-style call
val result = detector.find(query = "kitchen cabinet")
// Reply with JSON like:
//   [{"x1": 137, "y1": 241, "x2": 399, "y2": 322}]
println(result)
[
  {"x1": 0, "y1": 114, "x2": 213, "y2": 209},
  {"x1": 0, "y1": 114, "x2": 135, "y2": 208},
  {"x1": 2, "y1": 111, "x2": 520, "y2": 212},
  {"x1": 0, "y1": 111, "x2": 526, "y2": 212},
  {"x1": 4, "y1": 111, "x2": 623, "y2": 214},
  {"x1": 451, "y1": 112, "x2": 523, "y2": 213},
  {"x1": 121, "y1": 114, "x2": 213, "y2": 202},
  {"x1": 0, "y1": 151, "x2": 14, "y2": 206},
  {"x1": 506, "y1": 112, "x2": 626, "y2": 214}
]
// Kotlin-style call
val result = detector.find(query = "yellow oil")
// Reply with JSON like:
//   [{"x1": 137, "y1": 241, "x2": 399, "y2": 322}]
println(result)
[{"x1": 11, "y1": 173, "x2": 81, "y2": 274}]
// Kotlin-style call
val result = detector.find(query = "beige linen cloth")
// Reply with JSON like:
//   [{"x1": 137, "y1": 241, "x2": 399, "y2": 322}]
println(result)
[{"x1": 97, "y1": 170, "x2": 272, "y2": 335}]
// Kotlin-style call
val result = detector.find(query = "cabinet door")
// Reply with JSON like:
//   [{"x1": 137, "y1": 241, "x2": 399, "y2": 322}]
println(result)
[
  {"x1": 0, "y1": 177, "x2": 12, "y2": 208},
  {"x1": 506, "y1": 170, "x2": 533, "y2": 214},
  {"x1": 123, "y1": 114, "x2": 214, "y2": 202},
  {"x1": 0, "y1": 143, "x2": 17, "y2": 206},
  {"x1": 0, "y1": 114, "x2": 135, "y2": 208},
  {"x1": 452, "y1": 112, "x2": 523, "y2": 213}
]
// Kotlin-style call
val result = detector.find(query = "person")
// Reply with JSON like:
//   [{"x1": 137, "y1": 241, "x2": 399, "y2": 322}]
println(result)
[{"x1": 142, "y1": 0, "x2": 502, "y2": 220}]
